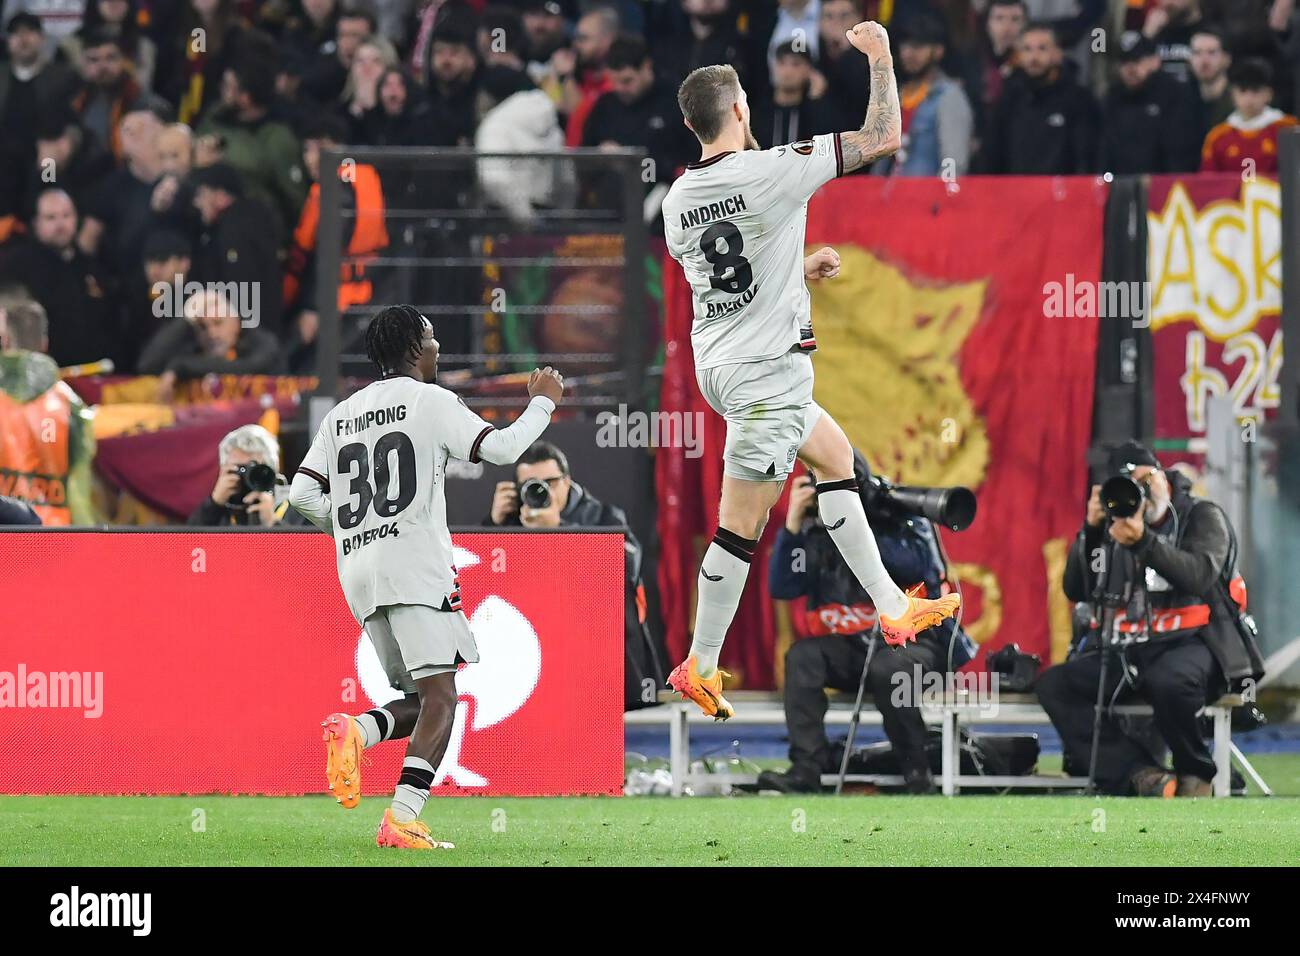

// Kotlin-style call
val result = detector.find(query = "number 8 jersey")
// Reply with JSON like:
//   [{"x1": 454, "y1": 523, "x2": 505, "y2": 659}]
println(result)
[
  {"x1": 296, "y1": 377, "x2": 502, "y2": 625},
  {"x1": 662, "y1": 133, "x2": 844, "y2": 370}
]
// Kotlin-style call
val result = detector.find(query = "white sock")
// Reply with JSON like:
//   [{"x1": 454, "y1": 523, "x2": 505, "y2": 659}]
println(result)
[
  {"x1": 688, "y1": 530, "x2": 755, "y2": 677},
  {"x1": 816, "y1": 483, "x2": 909, "y2": 618},
  {"x1": 391, "y1": 756, "x2": 434, "y2": 823},
  {"x1": 355, "y1": 708, "x2": 393, "y2": 749}
]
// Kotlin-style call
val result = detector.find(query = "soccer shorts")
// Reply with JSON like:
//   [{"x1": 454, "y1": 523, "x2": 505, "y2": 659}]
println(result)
[
  {"x1": 362, "y1": 603, "x2": 479, "y2": 694},
  {"x1": 695, "y1": 349, "x2": 823, "y2": 482}
]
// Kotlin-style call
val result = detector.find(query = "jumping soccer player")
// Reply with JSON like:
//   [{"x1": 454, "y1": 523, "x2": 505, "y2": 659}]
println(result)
[
  {"x1": 290, "y1": 305, "x2": 563, "y2": 849},
  {"x1": 661, "y1": 21, "x2": 960, "y2": 720}
]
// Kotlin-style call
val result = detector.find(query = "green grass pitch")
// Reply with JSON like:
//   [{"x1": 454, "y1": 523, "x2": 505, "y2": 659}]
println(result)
[{"x1": 3, "y1": 753, "x2": 1298, "y2": 867}]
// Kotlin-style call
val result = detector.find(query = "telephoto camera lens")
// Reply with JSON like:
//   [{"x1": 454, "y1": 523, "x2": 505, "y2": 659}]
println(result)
[
  {"x1": 519, "y1": 478, "x2": 551, "y2": 510},
  {"x1": 1101, "y1": 474, "x2": 1145, "y2": 519}
]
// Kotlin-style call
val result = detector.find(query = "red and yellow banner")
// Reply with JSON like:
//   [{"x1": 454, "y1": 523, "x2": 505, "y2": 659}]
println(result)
[
  {"x1": 1147, "y1": 174, "x2": 1282, "y2": 458},
  {"x1": 658, "y1": 177, "x2": 1106, "y2": 686}
]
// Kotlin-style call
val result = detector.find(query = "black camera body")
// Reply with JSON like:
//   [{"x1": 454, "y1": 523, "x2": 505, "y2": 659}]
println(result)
[{"x1": 227, "y1": 462, "x2": 277, "y2": 509}]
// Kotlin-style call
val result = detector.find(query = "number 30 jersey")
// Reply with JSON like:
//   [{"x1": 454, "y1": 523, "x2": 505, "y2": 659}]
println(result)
[
  {"x1": 297, "y1": 376, "x2": 495, "y2": 624},
  {"x1": 663, "y1": 133, "x2": 844, "y2": 370}
]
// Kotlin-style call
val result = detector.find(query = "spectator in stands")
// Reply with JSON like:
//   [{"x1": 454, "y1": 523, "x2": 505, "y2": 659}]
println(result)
[
  {"x1": 18, "y1": 115, "x2": 115, "y2": 231},
  {"x1": 0, "y1": 2, "x2": 84, "y2": 56},
  {"x1": 475, "y1": 63, "x2": 572, "y2": 220},
  {"x1": 582, "y1": 33, "x2": 695, "y2": 188},
  {"x1": 283, "y1": 114, "x2": 388, "y2": 373},
  {"x1": 166, "y1": 0, "x2": 249, "y2": 126},
  {"x1": 149, "y1": 122, "x2": 199, "y2": 233},
  {"x1": 0, "y1": 296, "x2": 97, "y2": 525},
  {"x1": 560, "y1": 6, "x2": 618, "y2": 147},
  {"x1": 1100, "y1": 32, "x2": 1201, "y2": 174},
  {"x1": 125, "y1": 229, "x2": 192, "y2": 371},
  {"x1": 484, "y1": 439, "x2": 664, "y2": 709},
  {"x1": 965, "y1": 0, "x2": 1026, "y2": 156},
  {"x1": 65, "y1": 0, "x2": 158, "y2": 92},
  {"x1": 198, "y1": 47, "x2": 306, "y2": 240},
  {"x1": 765, "y1": 0, "x2": 822, "y2": 80},
  {"x1": 653, "y1": 0, "x2": 745, "y2": 94},
  {"x1": 1144, "y1": 0, "x2": 1204, "y2": 82},
  {"x1": 521, "y1": 0, "x2": 569, "y2": 74},
  {"x1": 69, "y1": 29, "x2": 167, "y2": 162},
  {"x1": 1036, "y1": 441, "x2": 1261, "y2": 797},
  {"x1": 980, "y1": 22, "x2": 1099, "y2": 174},
  {"x1": 749, "y1": 41, "x2": 837, "y2": 149},
  {"x1": 188, "y1": 423, "x2": 290, "y2": 527},
  {"x1": 301, "y1": 2, "x2": 375, "y2": 105},
  {"x1": 340, "y1": 35, "x2": 399, "y2": 136},
  {"x1": 354, "y1": 66, "x2": 432, "y2": 145},
  {"x1": 138, "y1": 286, "x2": 283, "y2": 388},
  {"x1": 811, "y1": 0, "x2": 869, "y2": 132},
  {"x1": 279, "y1": 0, "x2": 340, "y2": 66},
  {"x1": 1189, "y1": 25, "x2": 1234, "y2": 135},
  {"x1": 759, "y1": 455, "x2": 976, "y2": 794},
  {"x1": 1201, "y1": 57, "x2": 1299, "y2": 173},
  {"x1": 79, "y1": 105, "x2": 166, "y2": 282},
  {"x1": 478, "y1": 5, "x2": 528, "y2": 71},
  {"x1": 0, "y1": 12, "x2": 74, "y2": 165},
  {"x1": 882, "y1": 14, "x2": 973, "y2": 177},
  {"x1": 0, "y1": 189, "x2": 119, "y2": 369},
  {"x1": 423, "y1": 14, "x2": 481, "y2": 147},
  {"x1": 184, "y1": 162, "x2": 284, "y2": 335}
]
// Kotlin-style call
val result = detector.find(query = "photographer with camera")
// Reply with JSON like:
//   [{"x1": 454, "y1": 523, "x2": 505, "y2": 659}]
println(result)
[
  {"x1": 1036, "y1": 440, "x2": 1264, "y2": 797},
  {"x1": 484, "y1": 440, "x2": 667, "y2": 708},
  {"x1": 188, "y1": 424, "x2": 291, "y2": 527},
  {"x1": 758, "y1": 450, "x2": 977, "y2": 794}
]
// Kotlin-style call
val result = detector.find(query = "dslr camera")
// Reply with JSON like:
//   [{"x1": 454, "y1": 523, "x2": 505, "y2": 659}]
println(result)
[
  {"x1": 226, "y1": 462, "x2": 278, "y2": 509},
  {"x1": 517, "y1": 477, "x2": 553, "y2": 511}
]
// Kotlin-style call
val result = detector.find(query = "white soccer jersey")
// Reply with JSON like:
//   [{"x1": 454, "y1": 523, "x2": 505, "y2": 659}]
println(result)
[
  {"x1": 296, "y1": 377, "x2": 499, "y2": 624},
  {"x1": 663, "y1": 133, "x2": 844, "y2": 370}
]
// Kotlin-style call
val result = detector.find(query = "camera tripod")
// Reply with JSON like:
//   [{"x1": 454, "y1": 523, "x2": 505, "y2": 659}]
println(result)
[{"x1": 1086, "y1": 538, "x2": 1133, "y2": 795}]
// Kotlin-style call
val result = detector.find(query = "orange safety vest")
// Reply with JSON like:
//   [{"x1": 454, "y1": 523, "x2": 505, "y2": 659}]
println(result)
[
  {"x1": 284, "y1": 162, "x2": 389, "y2": 312},
  {"x1": 0, "y1": 383, "x2": 73, "y2": 525}
]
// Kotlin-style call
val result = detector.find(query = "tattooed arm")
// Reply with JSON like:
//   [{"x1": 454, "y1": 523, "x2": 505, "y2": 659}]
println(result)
[{"x1": 839, "y1": 21, "x2": 902, "y2": 173}]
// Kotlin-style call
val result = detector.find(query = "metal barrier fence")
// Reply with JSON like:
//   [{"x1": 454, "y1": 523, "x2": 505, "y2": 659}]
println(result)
[{"x1": 313, "y1": 146, "x2": 649, "y2": 416}]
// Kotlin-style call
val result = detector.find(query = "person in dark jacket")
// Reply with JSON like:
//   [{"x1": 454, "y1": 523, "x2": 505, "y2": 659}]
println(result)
[
  {"x1": 0, "y1": 188, "x2": 119, "y2": 369},
  {"x1": 1101, "y1": 32, "x2": 1202, "y2": 174},
  {"x1": 1036, "y1": 441, "x2": 1260, "y2": 798},
  {"x1": 187, "y1": 423, "x2": 297, "y2": 527},
  {"x1": 980, "y1": 23, "x2": 1099, "y2": 174},
  {"x1": 759, "y1": 451, "x2": 977, "y2": 795},
  {"x1": 136, "y1": 286, "x2": 282, "y2": 386},
  {"x1": 749, "y1": 41, "x2": 838, "y2": 150},
  {"x1": 484, "y1": 440, "x2": 666, "y2": 709},
  {"x1": 185, "y1": 162, "x2": 284, "y2": 336}
]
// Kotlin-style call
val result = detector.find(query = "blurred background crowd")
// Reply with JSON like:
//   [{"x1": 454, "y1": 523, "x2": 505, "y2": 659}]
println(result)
[{"x1": 0, "y1": 0, "x2": 1297, "y2": 380}]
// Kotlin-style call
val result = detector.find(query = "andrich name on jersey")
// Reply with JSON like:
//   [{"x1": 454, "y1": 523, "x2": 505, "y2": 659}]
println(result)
[
  {"x1": 704, "y1": 283, "x2": 760, "y2": 318},
  {"x1": 679, "y1": 192, "x2": 747, "y2": 230},
  {"x1": 336, "y1": 404, "x2": 408, "y2": 437}
]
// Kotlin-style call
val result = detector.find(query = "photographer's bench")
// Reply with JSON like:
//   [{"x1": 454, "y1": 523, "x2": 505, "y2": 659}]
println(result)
[{"x1": 624, "y1": 691, "x2": 1253, "y2": 797}]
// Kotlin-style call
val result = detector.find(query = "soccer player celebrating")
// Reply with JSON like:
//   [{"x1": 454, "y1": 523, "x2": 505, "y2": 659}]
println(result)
[
  {"x1": 661, "y1": 21, "x2": 959, "y2": 720},
  {"x1": 290, "y1": 305, "x2": 564, "y2": 849}
]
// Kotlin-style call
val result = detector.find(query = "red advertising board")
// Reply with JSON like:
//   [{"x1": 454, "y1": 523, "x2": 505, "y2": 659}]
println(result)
[{"x1": 0, "y1": 530, "x2": 624, "y2": 796}]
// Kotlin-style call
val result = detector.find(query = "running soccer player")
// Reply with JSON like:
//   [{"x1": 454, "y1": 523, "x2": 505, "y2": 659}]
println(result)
[
  {"x1": 661, "y1": 21, "x2": 960, "y2": 720},
  {"x1": 289, "y1": 305, "x2": 563, "y2": 849}
]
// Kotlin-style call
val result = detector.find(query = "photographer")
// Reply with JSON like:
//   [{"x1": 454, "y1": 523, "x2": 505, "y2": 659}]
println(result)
[
  {"x1": 188, "y1": 424, "x2": 292, "y2": 527},
  {"x1": 1036, "y1": 441, "x2": 1262, "y2": 797},
  {"x1": 484, "y1": 440, "x2": 666, "y2": 708},
  {"x1": 759, "y1": 451, "x2": 976, "y2": 794}
]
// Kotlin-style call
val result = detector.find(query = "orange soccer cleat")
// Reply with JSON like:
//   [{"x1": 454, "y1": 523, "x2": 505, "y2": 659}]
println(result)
[
  {"x1": 376, "y1": 809, "x2": 455, "y2": 850},
  {"x1": 667, "y1": 656, "x2": 734, "y2": 720},
  {"x1": 878, "y1": 586, "x2": 961, "y2": 647},
  {"x1": 321, "y1": 713, "x2": 364, "y2": 808}
]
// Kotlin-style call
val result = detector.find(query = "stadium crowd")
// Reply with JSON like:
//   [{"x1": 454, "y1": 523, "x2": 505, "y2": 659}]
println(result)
[{"x1": 0, "y1": 0, "x2": 1297, "y2": 378}]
